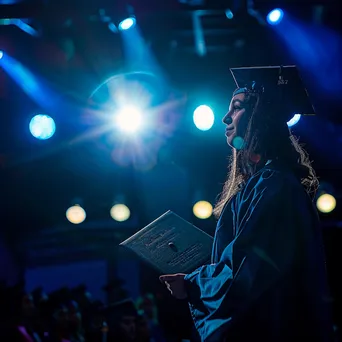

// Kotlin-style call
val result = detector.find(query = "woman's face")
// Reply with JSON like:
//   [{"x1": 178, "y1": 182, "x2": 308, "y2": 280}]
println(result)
[{"x1": 222, "y1": 92, "x2": 249, "y2": 148}]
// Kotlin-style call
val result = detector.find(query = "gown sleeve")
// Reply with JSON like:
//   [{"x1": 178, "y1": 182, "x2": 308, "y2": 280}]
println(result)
[{"x1": 184, "y1": 169, "x2": 310, "y2": 341}]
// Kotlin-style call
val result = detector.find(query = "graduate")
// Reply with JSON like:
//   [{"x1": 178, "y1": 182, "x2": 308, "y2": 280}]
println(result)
[{"x1": 160, "y1": 66, "x2": 334, "y2": 341}]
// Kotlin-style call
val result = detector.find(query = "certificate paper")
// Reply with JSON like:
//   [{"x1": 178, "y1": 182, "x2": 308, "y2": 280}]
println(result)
[{"x1": 120, "y1": 211, "x2": 213, "y2": 274}]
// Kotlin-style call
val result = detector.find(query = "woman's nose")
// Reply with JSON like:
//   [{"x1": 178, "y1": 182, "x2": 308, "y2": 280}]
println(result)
[{"x1": 222, "y1": 112, "x2": 233, "y2": 125}]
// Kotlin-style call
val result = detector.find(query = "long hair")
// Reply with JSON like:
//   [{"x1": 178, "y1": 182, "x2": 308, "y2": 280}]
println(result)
[{"x1": 213, "y1": 92, "x2": 318, "y2": 218}]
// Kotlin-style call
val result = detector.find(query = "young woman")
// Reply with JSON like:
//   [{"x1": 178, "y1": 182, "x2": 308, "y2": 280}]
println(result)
[{"x1": 160, "y1": 67, "x2": 333, "y2": 341}]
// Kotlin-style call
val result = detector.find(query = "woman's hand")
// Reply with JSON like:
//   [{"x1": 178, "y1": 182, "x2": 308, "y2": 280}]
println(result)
[{"x1": 159, "y1": 273, "x2": 188, "y2": 299}]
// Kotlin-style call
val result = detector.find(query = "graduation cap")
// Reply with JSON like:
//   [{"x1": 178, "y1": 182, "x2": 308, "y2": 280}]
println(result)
[{"x1": 230, "y1": 65, "x2": 315, "y2": 122}]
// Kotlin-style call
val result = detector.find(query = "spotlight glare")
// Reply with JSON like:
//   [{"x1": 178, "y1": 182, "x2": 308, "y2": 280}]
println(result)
[
  {"x1": 66, "y1": 205, "x2": 86, "y2": 224},
  {"x1": 115, "y1": 106, "x2": 142, "y2": 133},
  {"x1": 118, "y1": 17, "x2": 136, "y2": 31},
  {"x1": 29, "y1": 114, "x2": 56, "y2": 140},
  {"x1": 110, "y1": 204, "x2": 130, "y2": 222},
  {"x1": 193, "y1": 105, "x2": 215, "y2": 131},
  {"x1": 193, "y1": 200, "x2": 213, "y2": 219},
  {"x1": 267, "y1": 8, "x2": 284, "y2": 25},
  {"x1": 0, "y1": 51, "x2": 3, "y2": 60},
  {"x1": 316, "y1": 194, "x2": 336, "y2": 213},
  {"x1": 287, "y1": 114, "x2": 301, "y2": 127}
]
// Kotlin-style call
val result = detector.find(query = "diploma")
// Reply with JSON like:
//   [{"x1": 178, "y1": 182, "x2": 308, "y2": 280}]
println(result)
[{"x1": 120, "y1": 210, "x2": 213, "y2": 274}]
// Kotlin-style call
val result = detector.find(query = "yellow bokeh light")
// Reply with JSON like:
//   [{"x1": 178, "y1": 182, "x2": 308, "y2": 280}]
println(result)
[
  {"x1": 66, "y1": 205, "x2": 86, "y2": 224},
  {"x1": 193, "y1": 200, "x2": 213, "y2": 219},
  {"x1": 110, "y1": 204, "x2": 130, "y2": 222},
  {"x1": 316, "y1": 194, "x2": 336, "y2": 213}
]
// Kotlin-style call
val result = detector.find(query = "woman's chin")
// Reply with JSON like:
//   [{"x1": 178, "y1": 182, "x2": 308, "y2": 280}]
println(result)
[
  {"x1": 226, "y1": 134, "x2": 235, "y2": 148},
  {"x1": 227, "y1": 134, "x2": 246, "y2": 150}
]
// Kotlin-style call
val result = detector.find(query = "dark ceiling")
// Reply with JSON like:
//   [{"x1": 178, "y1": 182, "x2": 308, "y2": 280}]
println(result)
[{"x1": 0, "y1": 0, "x2": 341, "y2": 250}]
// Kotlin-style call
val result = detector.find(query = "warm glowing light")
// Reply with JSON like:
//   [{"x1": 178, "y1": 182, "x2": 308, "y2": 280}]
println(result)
[
  {"x1": 110, "y1": 204, "x2": 130, "y2": 222},
  {"x1": 66, "y1": 205, "x2": 86, "y2": 224},
  {"x1": 193, "y1": 201, "x2": 213, "y2": 219},
  {"x1": 316, "y1": 194, "x2": 336, "y2": 213}
]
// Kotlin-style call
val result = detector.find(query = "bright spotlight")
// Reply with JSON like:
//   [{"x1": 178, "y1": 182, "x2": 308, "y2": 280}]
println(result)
[
  {"x1": 267, "y1": 8, "x2": 284, "y2": 25},
  {"x1": 193, "y1": 105, "x2": 215, "y2": 131},
  {"x1": 66, "y1": 205, "x2": 86, "y2": 224},
  {"x1": 193, "y1": 200, "x2": 213, "y2": 219},
  {"x1": 0, "y1": 51, "x2": 3, "y2": 60},
  {"x1": 29, "y1": 114, "x2": 56, "y2": 140},
  {"x1": 115, "y1": 106, "x2": 142, "y2": 133},
  {"x1": 118, "y1": 17, "x2": 136, "y2": 31},
  {"x1": 110, "y1": 204, "x2": 130, "y2": 222},
  {"x1": 316, "y1": 194, "x2": 336, "y2": 214},
  {"x1": 287, "y1": 114, "x2": 301, "y2": 127}
]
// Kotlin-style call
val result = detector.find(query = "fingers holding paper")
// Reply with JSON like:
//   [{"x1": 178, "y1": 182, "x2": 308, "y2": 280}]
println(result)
[{"x1": 159, "y1": 273, "x2": 188, "y2": 299}]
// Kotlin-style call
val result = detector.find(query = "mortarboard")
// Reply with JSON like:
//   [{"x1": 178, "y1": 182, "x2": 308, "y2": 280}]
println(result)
[{"x1": 230, "y1": 65, "x2": 315, "y2": 122}]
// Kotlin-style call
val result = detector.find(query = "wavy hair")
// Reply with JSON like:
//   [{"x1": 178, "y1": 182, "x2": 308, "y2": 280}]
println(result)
[{"x1": 213, "y1": 92, "x2": 318, "y2": 218}]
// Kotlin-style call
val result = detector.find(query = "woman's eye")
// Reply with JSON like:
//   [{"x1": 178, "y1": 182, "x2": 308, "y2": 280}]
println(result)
[{"x1": 233, "y1": 106, "x2": 241, "y2": 112}]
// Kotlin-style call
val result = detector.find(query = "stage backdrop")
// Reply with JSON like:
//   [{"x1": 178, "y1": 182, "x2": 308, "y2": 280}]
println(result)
[{"x1": 25, "y1": 259, "x2": 108, "y2": 303}]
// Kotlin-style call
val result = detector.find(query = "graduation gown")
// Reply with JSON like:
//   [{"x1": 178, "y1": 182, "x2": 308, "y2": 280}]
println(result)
[{"x1": 184, "y1": 161, "x2": 333, "y2": 342}]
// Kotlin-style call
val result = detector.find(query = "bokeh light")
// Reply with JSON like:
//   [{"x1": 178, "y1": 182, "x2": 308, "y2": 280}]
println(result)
[
  {"x1": 232, "y1": 136, "x2": 245, "y2": 150},
  {"x1": 115, "y1": 106, "x2": 143, "y2": 133},
  {"x1": 316, "y1": 194, "x2": 336, "y2": 213},
  {"x1": 119, "y1": 17, "x2": 136, "y2": 31},
  {"x1": 225, "y1": 9, "x2": 234, "y2": 20},
  {"x1": 66, "y1": 205, "x2": 86, "y2": 224},
  {"x1": 110, "y1": 204, "x2": 131, "y2": 222},
  {"x1": 193, "y1": 105, "x2": 215, "y2": 131},
  {"x1": 193, "y1": 200, "x2": 213, "y2": 219},
  {"x1": 29, "y1": 114, "x2": 56, "y2": 140},
  {"x1": 267, "y1": 8, "x2": 284, "y2": 25}
]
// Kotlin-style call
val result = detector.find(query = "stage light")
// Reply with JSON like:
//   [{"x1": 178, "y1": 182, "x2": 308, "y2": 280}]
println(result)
[
  {"x1": 66, "y1": 205, "x2": 86, "y2": 224},
  {"x1": 225, "y1": 9, "x2": 234, "y2": 20},
  {"x1": 267, "y1": 8, "x2": 284, "y2": 25},
  {"x1": 118, "y1": 17, "x2": 136, "y2": 31},
  {"x1": 110, "y1": 204, "x2": 130, "y2": 222},
  {"x1": 0, "y1": 51, "x2": 3, "y2": 60},
  {"x1": 29, "y1": 114, "x2": 56, "y2": 140},
  {"x1": 193, "y1": 105, "x2": 215, "y2": 131},
  {"x1": 115, "y1": 105, "x2": 142, "y2": 133},
  {"x1": 193, "y1": 200, "x2": 213, "y2": 219},
  {"x1": 316, "y1": 194, "x2": 336, "y2": 213},
  {"x1": 287, "y1": 114, "x2": 301, "y2": 127}
]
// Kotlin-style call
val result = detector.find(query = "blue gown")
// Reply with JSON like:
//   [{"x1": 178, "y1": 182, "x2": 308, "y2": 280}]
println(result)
[{"x1": 184, "y1": 160, "x2": 334, "y2": 342}]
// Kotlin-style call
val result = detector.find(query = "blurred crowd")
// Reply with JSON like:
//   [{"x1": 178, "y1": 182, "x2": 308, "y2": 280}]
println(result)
[
  {"x1": 1, "y1": 278, "x2": 341, "y2": 342},
  {"x1": 0, "y1": 280, "x2": 172, "y2": 342}
]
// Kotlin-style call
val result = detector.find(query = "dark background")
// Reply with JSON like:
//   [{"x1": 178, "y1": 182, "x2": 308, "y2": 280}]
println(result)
[{"x1": 0, "y1": 0, "x2": 341, "y2": 338}]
